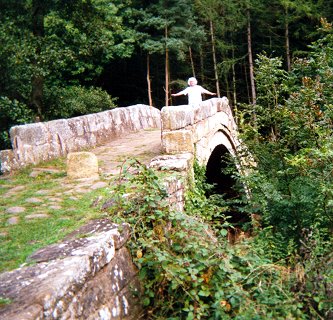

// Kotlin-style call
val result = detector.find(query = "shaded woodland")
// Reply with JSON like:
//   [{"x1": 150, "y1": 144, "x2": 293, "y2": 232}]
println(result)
[{"x1": 1, "y1": 0, "x2": 333, "y2": 148}]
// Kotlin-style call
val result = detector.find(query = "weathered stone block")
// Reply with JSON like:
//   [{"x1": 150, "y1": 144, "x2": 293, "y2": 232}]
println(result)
[
  {"x1": 217, "y1": 96, "x2": 230, "y2": 113},
  {"x1": 161, "y1": 105, "x2": 194, "y2": 131},
  {"x1": 149, "y1": 153, "x2": 193, "y2": 172},
  {"x1": 67, "y1": 152, "x2": 99, "y2": 179},
  {"x1": 10, "y1": 122, "x2": 49, "y2": 148},
  {"x1": 0, "y1": 220, "x2": 143, "y2": 320},
  {"x1": 0, "y1": 149, "x2": 20, "y2": 173},
  {"x1": 192, "y1": 119, "x2": 210, "y2": 143},
  {"x1": 161, "y1": 130, "x2": 194, "y2": 154},
  {"x1": 198, "y1": 98, "x2": 218, "y2": 118}
]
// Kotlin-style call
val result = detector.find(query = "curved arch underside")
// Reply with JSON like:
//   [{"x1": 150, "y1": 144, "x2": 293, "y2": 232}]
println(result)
[
  {"x1": 196, "y1": 127, "x2": 238, "y2": 166},
  {"x1": 205, "y1": 143, "x2": 238, "y2": 199},
  {"x1": 204, "y1": 130, "x2": 250, "y2": 225}
]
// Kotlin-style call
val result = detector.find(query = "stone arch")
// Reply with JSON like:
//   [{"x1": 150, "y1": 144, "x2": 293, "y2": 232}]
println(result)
[
  {"x1": 205, "y1": 143, "x2": 237, "y2": 198},
  {"x1": 207, "y1": 127, "x2": 238, "y2": 161},
  {"x1": 201, "y1": 126, "x2": 239, "y2": 194},
  {"x1": 195, "y1": 126, "x2": 240, "y2": 167},
  {"x1": 203, "y1": 126, "x2": 251, "y2": 229}
]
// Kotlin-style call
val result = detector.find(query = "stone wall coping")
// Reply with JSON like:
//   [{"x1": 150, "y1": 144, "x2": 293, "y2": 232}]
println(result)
[
  {"x1": 0, "y1": 104, "x2": 161, "y2": 173},
  {"x1": 161, "y1": 97, "x2": 230, "y2": 131},
  {"x1": 0, "y1": 219, "x2": 134, "y2": 320}
]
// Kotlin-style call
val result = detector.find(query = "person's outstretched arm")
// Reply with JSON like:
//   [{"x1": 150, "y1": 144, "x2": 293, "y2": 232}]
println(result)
[
  {"x1": 201, "y1": 88, "x2": 216, "y2": 95},
  {"x1": 171, "y1": 89, "x2": 186, "y2": 97}
]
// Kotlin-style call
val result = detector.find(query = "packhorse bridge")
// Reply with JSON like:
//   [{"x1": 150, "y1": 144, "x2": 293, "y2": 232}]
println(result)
[
  {"x1": 0, "y1": 97, "x2": 245, "y2": 320},
  {"x1": 0, "y1": 97, "x2": 240, "y2": 175}
]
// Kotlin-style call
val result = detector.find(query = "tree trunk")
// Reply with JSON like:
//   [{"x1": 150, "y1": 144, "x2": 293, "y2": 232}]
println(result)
[
  {"x1": 210, "y1": 20, "x2": 220, "y2": 97},
  {"x1": 165, "y1": 25, "x2": 169, "y2": 107},
  {"x1": 232, "y1": 43, "x2": 238, "y2": 123},
  {"x1": 244, "y1": 62, "x2": 251, "y2": 104},
  {"x1": 200, "y1": 46, "x2": 205, "y2": 84},
  {"x1": 31, "y1": 0, "x2": 45, "y2": 119},
  {"x1": 189, "y1": 46, "x2": 196, "y2": 77},
  {"x1": 285, "y1": 8, "x2": 291, "y2": 72},
  {"x1": 31, "y1": 76, "x2": 44, "y2": 119},
  {"x1": 247, "y1": 9, "x2": 256, "y2": 105},
  {"x1": 224, "y1": 72, "x2": 229, "y2": 100},
  {"x1": 146, "y1": 54, "x2": 153, "y2": 107}
]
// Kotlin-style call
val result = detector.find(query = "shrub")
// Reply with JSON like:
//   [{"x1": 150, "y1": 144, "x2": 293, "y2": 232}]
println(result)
[
  {"x1": 102, "y1": 159, "x2": 306, "y2": 319},
  {"x1": 43, "y1": 85, "x2": 117, "y2": 119},
  {"x1": 0, "y1": 96, "x2": 33, "y2": 150}
]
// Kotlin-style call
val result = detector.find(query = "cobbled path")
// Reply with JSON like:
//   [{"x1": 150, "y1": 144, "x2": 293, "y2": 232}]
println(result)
[{"x1": 0, "y1": 128, "x2": 162, "y2": 227}]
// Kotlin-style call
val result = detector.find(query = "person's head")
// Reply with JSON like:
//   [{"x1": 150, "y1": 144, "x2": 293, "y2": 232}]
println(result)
[{"x1": 188, "y1": 77, "x2": 198, "y2": 86}]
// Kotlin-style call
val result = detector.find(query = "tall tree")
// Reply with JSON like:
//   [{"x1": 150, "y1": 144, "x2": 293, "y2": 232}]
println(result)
[
  {"x1": 195, "y1": 0, "x2": 247, "y2": 103},
  {"x1": 0, "y1": 0, "x2": 135, "y2": 119},
  {"x1": 194, "y1": 0, "x2": 222, "y2": 96},
  {"x1": 273, "y1": 0, "x2": 322, "y2": 71},
  {"x1": 135, "y1": 0, "x2": 205, "y2": 106},
  {"x1": 247, "y1": 8, "x2": 256, "y2": 105},
  {"x1": 31, "y1": 0, "x2": 46, "y2": 118}
]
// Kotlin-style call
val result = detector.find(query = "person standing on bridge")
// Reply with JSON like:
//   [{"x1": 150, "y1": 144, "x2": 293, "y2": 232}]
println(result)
[{"x1": 171, "y1": 77, "x2": 216, "y2": 106}]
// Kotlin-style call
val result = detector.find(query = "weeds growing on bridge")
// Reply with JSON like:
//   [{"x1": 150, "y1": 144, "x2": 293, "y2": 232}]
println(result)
[
  {"x1": 1, "y1": 154, "x2": 331, "y2": 318},
  {"x1": 104, "y1": 158, "x2": 316, "y2": 319}
]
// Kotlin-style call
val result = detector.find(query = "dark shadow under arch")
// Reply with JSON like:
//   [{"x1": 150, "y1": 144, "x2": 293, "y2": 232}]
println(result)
[
  {"x1": 206, "y1": 144, "x2": 237, "y2": 199},
  {"x1": 205, "y1": 144, "x2": 250, "y2": 225}
]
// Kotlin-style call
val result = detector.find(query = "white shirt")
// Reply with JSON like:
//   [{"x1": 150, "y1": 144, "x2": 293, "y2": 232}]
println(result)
[{"x1": 179, "y1": 85, "x2": 210, "y2": 106}]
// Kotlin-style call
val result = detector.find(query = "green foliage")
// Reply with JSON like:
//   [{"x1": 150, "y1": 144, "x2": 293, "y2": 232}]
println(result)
[
  {"x1": 255, "y1": 54, "x2": 289, "y2": 109},
  {"x1": 237, "y1": 22, "x2": 333, "y2": 318},
  {"x1": 42, "y1": 0, "x2": 136, "y2": 79},
  {"x1": 293, "y1": 230, "x2": 333, "y2": 319},
  {"x1": 0, "y1": 297, "x2": 12, "y2": 306},
  {"x1": 0, "y1": 97, "x2": 34, "y2": 149},
  {"x1": 239, "y1": 25, "x2": 333, "y2": 244},
  {"x1": 135, "y1": 0, "x2": 205, "y2": 58},
  {"x1": 0, "y1": 0, "x2": 133, "y2": 133},
  {"x1": 104, "y1": 159, "x2": 307, "y2": 319},
  {"x1": 185, "y1": 160, "x2": 231, "y2": 226},
  {"x1": 43, "y1": 85, "x2": 117, "y2": 119}
]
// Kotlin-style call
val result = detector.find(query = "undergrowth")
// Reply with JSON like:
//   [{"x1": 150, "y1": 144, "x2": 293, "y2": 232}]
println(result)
[{"x1": 104, "y1": 158, "x2": 312, "y2": 319}]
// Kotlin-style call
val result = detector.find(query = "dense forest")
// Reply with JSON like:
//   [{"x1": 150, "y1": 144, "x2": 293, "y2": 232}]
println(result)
[
  {"x1": 1, "y1": 0, "x2": 333, "y2": 149},
  {"x1": 1, "y1": 1, "x2": 333, "y2": 318}
]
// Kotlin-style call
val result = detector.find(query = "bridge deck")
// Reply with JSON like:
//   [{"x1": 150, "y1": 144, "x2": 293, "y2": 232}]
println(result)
[{"x1": 91, "y1": 128, "x2": 162, "y2": 177}]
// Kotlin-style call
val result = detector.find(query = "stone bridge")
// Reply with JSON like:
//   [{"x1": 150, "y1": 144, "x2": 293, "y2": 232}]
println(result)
[
  {"x1": 0, "y1": 104, "x2": 161, "y2": 173},
  {"x1": 161, "y1": 97, "x2": 239, "y2": 164},
  {"x1": 0, "y1": 98, "x2": 244, "y2": 320},
  {"x1": 0, "y1": 97, "x2": 241, "y2": 176}
]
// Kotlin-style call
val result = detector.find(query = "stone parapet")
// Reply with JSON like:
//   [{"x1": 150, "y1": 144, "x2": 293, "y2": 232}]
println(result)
[
  {"x1": 0, "y1": 105, "x2": 161, "y2": 174},
  {"x1": 160, "y1": 97, "x2": 239, "y2": 164},
  {"x1": 161, "y1": 129, "x2": 194, "y2": 154},
  {"x1": 149, "y1": 153, "x2": 194, "y2": 212},
  {"x1": 0, "y1": 219, "x2": 143, "y2": 320}
]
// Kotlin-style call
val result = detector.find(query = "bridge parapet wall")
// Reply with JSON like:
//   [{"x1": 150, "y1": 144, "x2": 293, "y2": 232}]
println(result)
[
  {"x1": 161, "y1": 97, "x2": 240, "y2": 164},
  {"x1": 0, "y1": 105, "x2": 161, "y2": 173},
  {"x1": 0, "y1": 220, "x2": 143, "y2": 320}
]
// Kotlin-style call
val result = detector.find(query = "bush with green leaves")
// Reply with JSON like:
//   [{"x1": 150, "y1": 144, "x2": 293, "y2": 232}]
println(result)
[
  {"x1": 43, "y1": 85, "x2": 117, "y2": 119},
  {"x1": 103, "y1": 159, "x2": 307, "y2": 319},
  {"x1": 238, "y1": 22, "x2": 333, "y2": 248},
  {"x1": 236, "y1": 22, "x2": 333, "y2": 319},
  {"x1": 0, "y1": 96, "x2": 34, "y2": 150}
]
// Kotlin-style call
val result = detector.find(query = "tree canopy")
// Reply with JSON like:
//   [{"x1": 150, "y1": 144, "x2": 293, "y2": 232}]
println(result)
[{"x1": 1, "y1": 0, "x2": 332, "y2": 149}]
